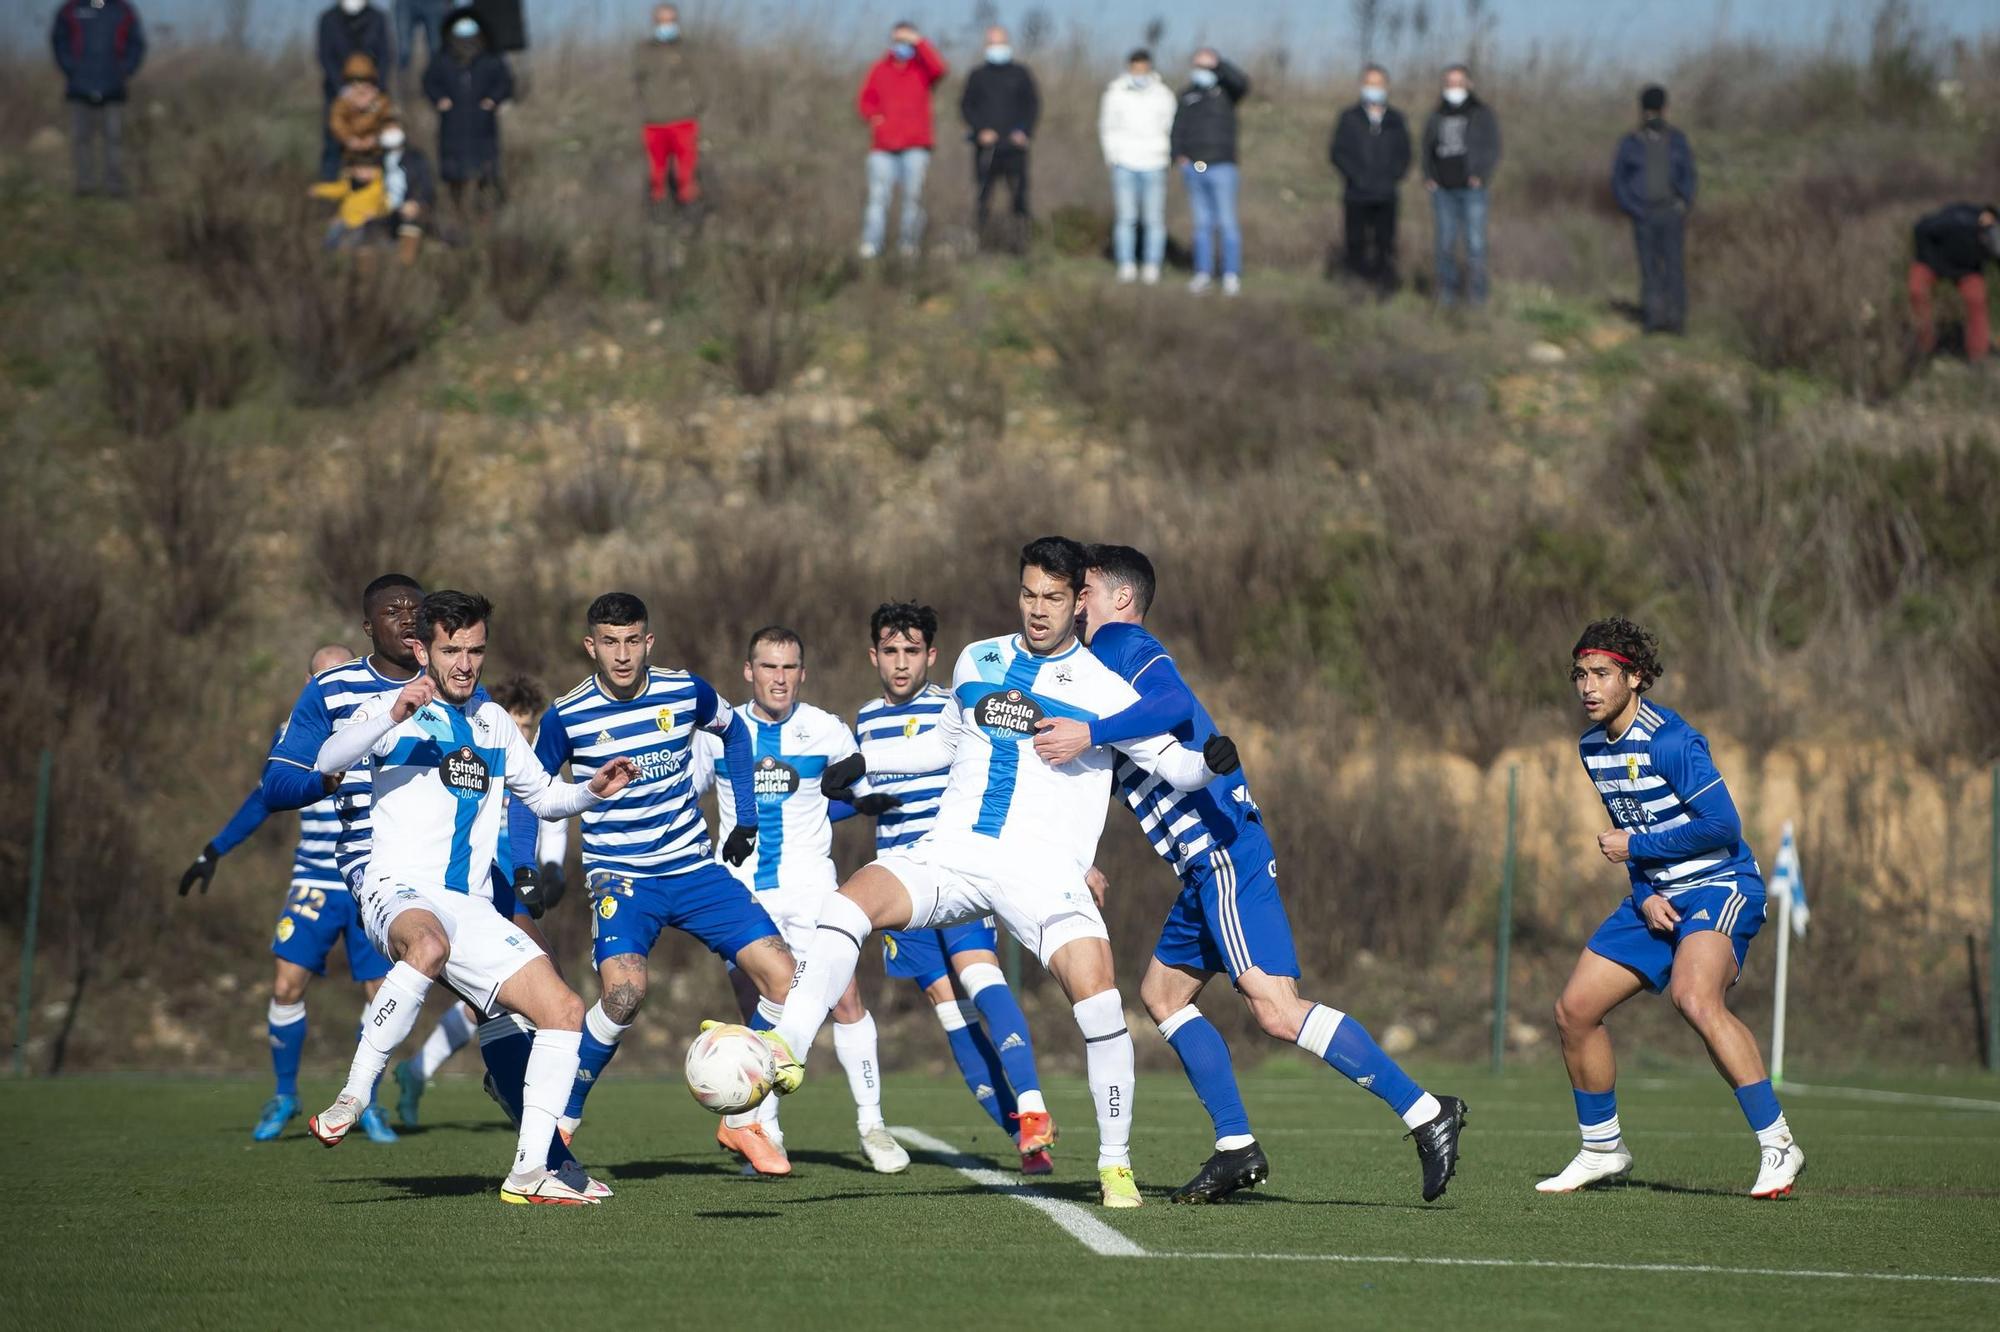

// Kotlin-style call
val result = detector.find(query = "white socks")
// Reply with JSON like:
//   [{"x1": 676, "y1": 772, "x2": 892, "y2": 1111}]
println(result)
[
  {"x1": 1582, "y1": 1113, "x2": 1625, "y2": 1153},
  {"x1": 1072, "y1": 990, "x2": 1134, "y2": 1169},
  {"x1": 774, "y1": 893, "x2": 869, "y2": 1062},
  {"x1": 269, "y1": 999, "x2": 306, "y2": 1028},
  {"x1": 513, "y1": 1028, "x2": 582, "y2": 1180},
  {"x1": 834, "y1": 1013, "x2": 885, "y2": 1130},
  {"x1": 1400, "y1": 1093, "x2": 1443, "y2": 1130},
  {"x1": 341, "y1": 962, "x2": 431, "y2": 1103},
  {"x1": 415, "y1": 1004, "x2": 477, "y2": 1080},
  {"x1": 585, "y1": 1000, "x2": 629, "y2": 1050},
  {"x1": 958, "y1": 962, "x2": 1005, "y2": 997},
  {"x1": 1756, "y1": 1115, "x2": 1792, "y2": 1150}
]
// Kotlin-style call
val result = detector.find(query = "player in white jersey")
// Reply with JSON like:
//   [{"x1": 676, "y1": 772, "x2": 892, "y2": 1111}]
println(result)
[
  {"x1": 709, "y1": 627, "x2": 910, "y2": 1174},
  {"x1": 305, "y1": 591, "x2": 638, "y2": 1206},
  {"x1": 739, "y1": 537, "x2": 1238, "y2": 1208},
  {"x1": 177, "y1": 643, "x2": 404, "y2": 1143}
]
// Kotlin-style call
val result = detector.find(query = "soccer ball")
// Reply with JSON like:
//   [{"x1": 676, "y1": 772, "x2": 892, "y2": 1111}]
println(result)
[{"x1": 684, "y1": 1023, "x2": 776, "y2": 1115}]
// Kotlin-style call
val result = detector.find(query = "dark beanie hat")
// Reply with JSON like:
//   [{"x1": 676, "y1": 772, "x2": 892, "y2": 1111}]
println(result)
[{"x1": 1640, "y1": 84, "x2": 1667, "y2": 111}]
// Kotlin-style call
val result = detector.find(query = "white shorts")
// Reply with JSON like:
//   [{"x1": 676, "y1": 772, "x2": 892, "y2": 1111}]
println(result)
[
  {"x1": 874, "y1": 835, "x2": 1106, "y2": 968},
  {"x1": 356, "y1": 874, "x2": 544, "y2": 1018},
  {"x1": 755, "y1": 883, "x2": 836, "y2": 962}
]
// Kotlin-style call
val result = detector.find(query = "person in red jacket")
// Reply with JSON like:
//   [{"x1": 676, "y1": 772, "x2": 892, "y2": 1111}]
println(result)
[{"x1": 857, "y1": 21, "x2": 947, "y2": 258}]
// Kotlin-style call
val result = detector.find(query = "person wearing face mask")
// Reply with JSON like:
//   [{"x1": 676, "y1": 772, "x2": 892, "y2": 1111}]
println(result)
[
  {"x1": 1908, "y1": 202, "x2": 2000, "y2": 364},
  {"x1": 1098, "y1": 47, "x2": 1177, "y2": 284},
  {"x1": 1421, "y1": 63, "x2": 1501, "y2": 308},
  {"x1": 378, "y1": 120, "x2": 437, "y2": 263},
  {"x1": 423, "y1": 6, "x2": 514, "y2": 214},
  {"x1": 318, "y1": 0, "x2": 393, "y2": 181},
  {"x1": 1170, "y1": 47, "x2": 1250, "y2": 296},
  {"x1": 857, "y1": 21, "x2": 948, "y2": 259},
  {"x1": 1329, "y1": 63, "x2": 1412, "y2": 296},
  {"x1": 1611, "y1": 85, "x2": 1697, "y2": 335},
  {"x1": 50, "y1": 0, "x2": 147, "y2": 199},
  {"x1": 310, "y1": 153, "x2": 391, "y2": 251},
  {"x1": 636, "y1": 4, "x2": 707, "y2": 209},
  {"x1": 959, "y1": 24, "x2": 1040, "y2": 253}
]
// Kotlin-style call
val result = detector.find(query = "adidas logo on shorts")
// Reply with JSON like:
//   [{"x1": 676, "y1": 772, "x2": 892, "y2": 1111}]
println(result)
[{"x1": 1690, "y1": 909, "x2": 1712, "y2": 922}]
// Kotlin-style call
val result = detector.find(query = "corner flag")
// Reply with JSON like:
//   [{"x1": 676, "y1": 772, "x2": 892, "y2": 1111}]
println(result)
[{"x1": 1771, "y1": 821, "x2": 1808, "y2": 937}]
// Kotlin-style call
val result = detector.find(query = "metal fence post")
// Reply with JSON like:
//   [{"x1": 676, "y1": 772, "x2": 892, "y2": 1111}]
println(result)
[{"x1": 13, "y1": 750, "x2": 52, "y2": 1078}]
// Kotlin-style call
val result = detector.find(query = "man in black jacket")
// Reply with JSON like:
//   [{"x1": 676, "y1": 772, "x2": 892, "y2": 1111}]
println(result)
[
  {"x1": 1909, "y1": 202, "x2": 2000, "y2": 363},
  {"x1": 318, "y1": 0, "x2": 393, "y2": 180},
  {"x1": 1170, "y1": 47, "x2": 1250, "y2": 294},
  {"x1": 1329, "y1": 63, "x2": 1411, "y2": 294},
  {"x1": 424, "y1": 7, "x2": 514, "y2": 212},
  {"x1": 50, "y1": 0, "x2": 147, "y2": 197},
  {"x1": 961, "y1": 24, "x2": 1039, "y2": 251},
  {"x1": 1421, "y1": 63, "x2": 1501, "y2": 307}
]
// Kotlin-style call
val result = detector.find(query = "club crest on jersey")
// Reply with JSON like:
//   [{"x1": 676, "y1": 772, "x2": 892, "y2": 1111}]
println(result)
[
  {"x1": 274, "y1": 916, "x2": 295, "y2": 943},
  {"x1": 441, "y1": 745, "x2": 490, "y2": 800},
  {"x1": 1625, "y1": 755, "x2": 1641, "y2": 782},
  {"x1": 974, "y1": 688, "x2": 1044, "y2": 738},
  {"x1": 754, "y1": 756, "x2": 801, "y2": 801},
  {"x1": 903, "y1": 717, "x2": 921, "y2": 739},
  {"x1": 655, "y1": 707, "x2": 675, "y2": 733}
]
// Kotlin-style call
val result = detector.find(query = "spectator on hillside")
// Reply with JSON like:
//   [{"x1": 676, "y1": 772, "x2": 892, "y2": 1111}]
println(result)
[
  {"x1": 379, "y1": 120, "x2": 436, "y2": 263},
  {"x1": 960, "y1": 24, "x2": 1039, "y2": 252},
  {"x1": 856, "y1": 20, "x2": 947, "y2": 259},
  {"x1": 328, "y1": 52, "x2": 393, "y2": 160},
  {"x1": 1909, "y1": 202, "x2": 2000, "y2": 364},
  {"x1": 318, "y1": 0, "x2": 393, "y2": 180},
  {"x1": 50, "y1": 0, "x2": 146, "y2": 198},
  {"x1": 1171, "y1": 47, "x2": 1249, "y2": 296},
  {"x1": 1421, "y1": 63, "x2": 1500, "y2": 308},
  {"x1": 1099, "y1": 47, "x2": 1176, "y2": 285},
  {"x1": 1611, "y1": 85, "x2": 1696, "y2": 334},
  {"x1": 310, "y1": 152, "x2": 390, "y2": 251},
  {"x1": 1329, "y1": 63, "x2": 1412, "y2": 295},
  {"x1": 635, "y1": 4, "x2": 706, "y2": 209},
  {"x1": 394, "y1": 0, "x2": 448, "y2": 75},
  {"x1": 424, "y1": 7, "x2": 514, "y2": 213}
]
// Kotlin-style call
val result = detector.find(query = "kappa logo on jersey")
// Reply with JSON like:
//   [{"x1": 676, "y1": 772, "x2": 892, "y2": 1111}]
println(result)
[
  {"x1": 753, "y1": 756, "x2": 801, "y2": 800},
  {"x1": 655, "y1": 707, "x2": 675, "y2": 733},
  {"x1": 441, "y1": 745, "x2": 490, "y2": 800},
  {"x1": 974, "y1": 688, "x2": 1044, "y2": 738},
  {"x1": 1053, "y1": 665, "x2": 1072, "y2": 685},
  {"x1": 981, "y1": 649, "x2": 1002, "y2": 664}
]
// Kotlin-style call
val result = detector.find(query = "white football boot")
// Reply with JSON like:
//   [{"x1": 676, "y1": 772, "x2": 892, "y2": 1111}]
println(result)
[
  {"x1": 500, "y1": 1167, "x2": 600, "y2": 1206},
  {"x1": 307, "y1": 1093, "x2": 364, "y2": 1148},
  {"x1": 1750, "y1": 1135, "x2": 1805, "y2": 1199},
  {"x1": 1535, "y1": 1146, "x2": 1635, "y2": 1193},
  {"x1": 859, "y1": 1125, "x2": 911, "y2": 1174}
]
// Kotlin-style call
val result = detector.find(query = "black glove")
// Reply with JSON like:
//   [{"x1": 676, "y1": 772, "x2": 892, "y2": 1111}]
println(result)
[
  {"x1": 820, "y1": 752, "x2": 866, "y2": 797},
  {"x1": 512, "y1": 864, "x2": 545, "y2": 918},
  {"x1": 1202, "y1": 734, "x2": 1240, "y2": 776},
  {"x1": 722, "y1": 824, "x2": 758, "y2": 867},
  {"x1": 848, "y1": 793, "x2": 903, "y2": 817},
  {"x1": 537, "y1": 862, "x2": 568, "y2": 915},
  {"x1": 178, "y1": 844, "x2": 220, "y2": 897}
]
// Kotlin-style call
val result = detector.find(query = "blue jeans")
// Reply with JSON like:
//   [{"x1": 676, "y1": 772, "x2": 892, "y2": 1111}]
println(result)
[
  {"x1": 396, "y1": 0, "x2": 448, "y2": 70},
  {"x1": 1431, "y1": 186, "x2": 1489, "y2": 305},
  {"x1": 863, "y1": 148, "x2": 930, "y2": 253},
  {"x1": 1111, "y1": 165, "x2": 1167, "y2": 267},
  {"x1": 1181, "y1": 161, "x2": 1241, "y2": 278}
]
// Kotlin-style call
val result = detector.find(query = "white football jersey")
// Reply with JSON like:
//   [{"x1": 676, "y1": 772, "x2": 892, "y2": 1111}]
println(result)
[{"x1": 711, "y1": 701, "x2": 860, "y2": 895}]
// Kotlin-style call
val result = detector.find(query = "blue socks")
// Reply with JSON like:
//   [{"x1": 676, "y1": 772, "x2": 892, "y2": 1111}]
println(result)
[
  {"x1": 935, "y1": 999, "x2": 1016, "y2": 1131},
  {"x1": 1298, "y1": 1004, "x2": 1438, "y2": 1127},
  {"x1": 1735, "y1": 1079, "x2": 1783, "y2": 1133},
  {"x1": 966, "y1": 969, "x2": 1041, "y2": 1096},
  {"x1": 565, "y1": 1001, "x2": 630, "y2": 1120},
  {"x1": 268, "y1": 1000, "x2": 306, "y2": 1098},
  {"x1": 1159, "y1": 1005, "x2": 1252, "y2": 1143}
]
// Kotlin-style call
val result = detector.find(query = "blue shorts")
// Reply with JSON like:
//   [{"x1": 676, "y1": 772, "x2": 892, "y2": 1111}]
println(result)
[
  {"x1": 272, "y1": 882, "x2": 392, "y2": 983},
  {"x1": 1586, "y1": 881, "x2": 1766, "y2": 993},
  {"x1": 1152, "y1": 822, "x2": 1300, "y2": 982},
  {"x1": 883, "y1": 918, "x2": 999, "y2": 988},
  {"x1": 588, "y1": 863, "x2": 781, "y2": 968}
]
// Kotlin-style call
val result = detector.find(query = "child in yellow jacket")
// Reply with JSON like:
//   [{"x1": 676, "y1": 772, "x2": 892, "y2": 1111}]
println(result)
[{"x1": 310, "y1": 156, "x2": 389, "y2": 249}]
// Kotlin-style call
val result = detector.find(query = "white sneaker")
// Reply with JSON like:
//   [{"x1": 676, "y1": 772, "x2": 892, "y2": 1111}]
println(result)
[
  {"x1": 500, "y1": 1167, "x2": 600, "y2": 1206},
  {"x1": 859, "y1": 1124, "x2": 911, "y2": 1174},
  {"x1": 1187, "y1": 273, "x2": 1213, "y2": 295},
  {"x1": 1750, "y1": 1135, "x2": 1805, "y2": 1199},
  {"x1": 1140, "y1": 264, "x2": 1161, "y2": 286},
  {"x1": 1534, "y1": 1146, "x2": 1634, "y2": 1193},
  {"x1": 307, "y1": 1093, "x2": 363, "y2": 1148},
  {"x1": 1116, "y1": 262, "x2": 1138, "y2": 284},
  {"x1": 858, "y1": 242, "x2": 880, "y2": 259},
  {"x1": 1221, "y1": 273, "x2": 1242, "y2": 297}
]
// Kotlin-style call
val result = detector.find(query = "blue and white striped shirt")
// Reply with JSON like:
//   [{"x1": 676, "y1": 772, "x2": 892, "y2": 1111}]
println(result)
[
  {"x1": 211, "y1": 727, "x2": 344, "y2": 890},
  {"x1": 854, "y1": 684, "x2": 951, "y2": 850},
  {"x1": 535, "y1": 669, "x2": 753, "y2": 879},
  {"x1": 1580, "y1": 698, "x2": 1761, "y2": 901}
]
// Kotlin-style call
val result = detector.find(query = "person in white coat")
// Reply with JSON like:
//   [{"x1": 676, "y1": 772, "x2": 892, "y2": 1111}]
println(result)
[{"x1": 1098, "y1": 47, "x2": 1178, "y2": 284}]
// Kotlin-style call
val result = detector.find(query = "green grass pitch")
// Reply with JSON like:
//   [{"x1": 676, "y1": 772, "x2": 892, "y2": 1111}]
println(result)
[{"x1": 6, "y1": 1064, "x2": 1997, "y2": 1329}]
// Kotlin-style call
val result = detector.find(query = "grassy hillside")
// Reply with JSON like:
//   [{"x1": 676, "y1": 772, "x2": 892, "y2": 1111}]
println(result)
[{"x1": 3, "y1": 20, "x2": 1999, "y2": 1077}]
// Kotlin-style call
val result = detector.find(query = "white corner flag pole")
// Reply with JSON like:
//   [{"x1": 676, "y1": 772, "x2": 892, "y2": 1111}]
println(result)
[{"x1": 1769, "y1": 820, "x2": 1797, "y2": 1087}]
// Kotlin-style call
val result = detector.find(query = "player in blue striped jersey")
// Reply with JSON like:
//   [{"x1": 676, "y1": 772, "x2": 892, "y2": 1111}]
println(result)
[
  {"x1": 1036, "y1": 545, "x2": 1467, "y2": 1204},
  {"x1": 178, "y1": 643, "x2": 401, "y2": 1143},
  {"x1": 1542, "y1": 619, "x2": 1804, "y2": 1199},
  {"x1": 532, "y1": 592, "x2": 800, "y2": 1175},
  {"x1": 859, "y1": 601, "x2": 1057, "y2": 1175}
]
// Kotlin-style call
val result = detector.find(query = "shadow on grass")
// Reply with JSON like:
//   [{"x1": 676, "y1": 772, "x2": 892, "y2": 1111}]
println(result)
[{"x1": 329, "y1": 1173, "x2": 495, "y2": 1201}]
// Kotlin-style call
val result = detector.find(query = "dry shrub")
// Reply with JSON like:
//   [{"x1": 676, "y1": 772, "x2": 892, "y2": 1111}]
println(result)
[
  {"x1": 116, "y1": 430, "x2": 248, "y2": 637},
  {"x1": 93, "y1": 299, "x2": 255, "y2": 437},
  {"x1": 307, "y1": 425, "x2": 451, "y2": 609},
  {"x1": 542, "y1": 419, "x2": 650, "y2": 539},
  {"x1": 259, "y1": 239, "x2": 473, "y2": 407},
  {"x1": 485, "y1": 203, "x2": 574, "y2": 323},
  {"x1": 708, "y1": 170, "x2": 847, "y2": 396}
]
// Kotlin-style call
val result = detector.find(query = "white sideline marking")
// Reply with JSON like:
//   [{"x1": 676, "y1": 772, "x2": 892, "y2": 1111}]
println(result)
[
  {"x1": 890, "y1": 1127, "x2": 2000, "y2": 1287},
  {"x1": 890, "y1": 1127, "x2": 1148, "y2": 1257},
  {"x1": 1780, "y1": 1083, "x2": 2000, "y2": 1113}
]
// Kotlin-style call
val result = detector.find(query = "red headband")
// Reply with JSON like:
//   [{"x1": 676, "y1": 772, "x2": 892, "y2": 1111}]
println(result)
[{"x1": 1576, "y1": 648, "x2": 1634, "y2": 665}]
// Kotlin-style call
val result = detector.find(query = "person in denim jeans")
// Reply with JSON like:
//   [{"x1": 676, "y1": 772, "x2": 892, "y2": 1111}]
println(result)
[
  {"x1": 1170, "y1": 48, "x2": 1249, "y2": 295},
  {"x1": 1098, "y1": 48, "x2": 1176, "y2": 283},
  {"x1": 857, "y1": 21, "x2": 948, "y2": 258},
  {"x1": 395, "y1": 0, "x2": 448, "y2": 75},
  {"x1": 1421, "y1": 64, "x2": 1501, "y2": 307}
]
